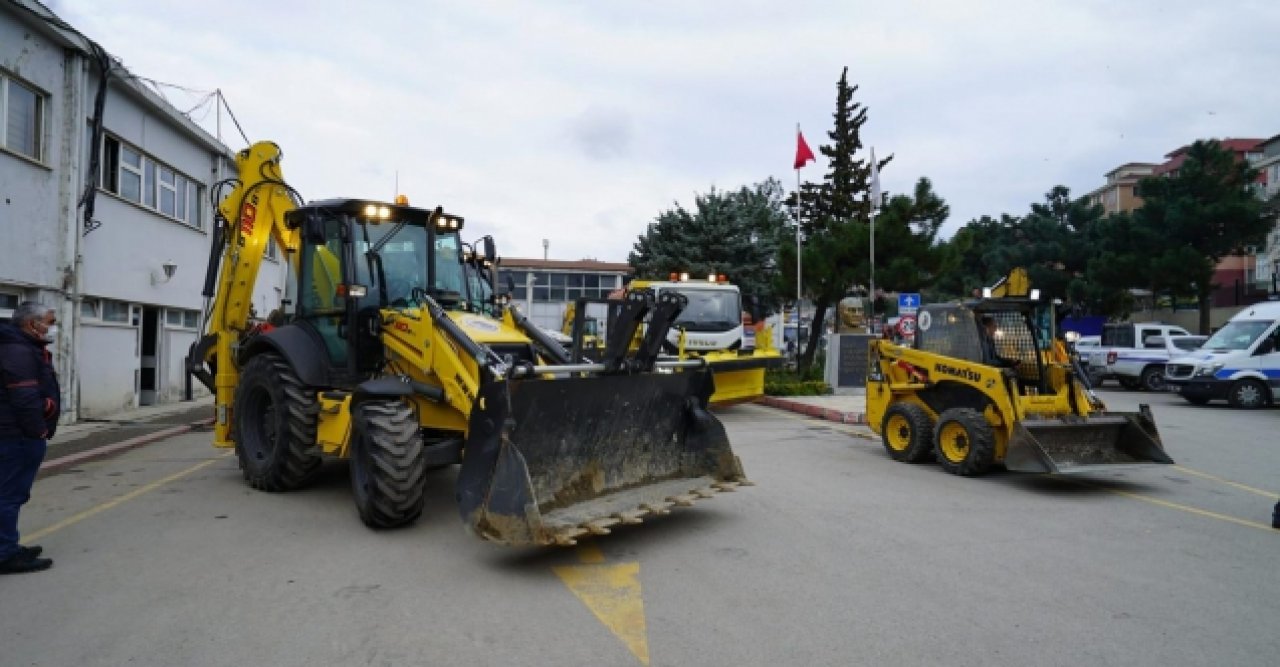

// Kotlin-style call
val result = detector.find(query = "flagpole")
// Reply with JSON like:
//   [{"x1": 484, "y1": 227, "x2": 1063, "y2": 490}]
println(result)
[
  {"x1": 868, "y1": 147, "x2": 879, "y2": 335},
  {"x1": 795, "y1": 124, "x2": 803, "y2": 354}
]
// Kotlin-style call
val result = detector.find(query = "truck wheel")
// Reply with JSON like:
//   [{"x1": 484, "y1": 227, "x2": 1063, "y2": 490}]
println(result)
[
  {"x1": 350, "y1": 399, "x2": 427, "y2": 528},
  {"x1": 234, "y1": 354, "x2": 322, "y2": 491},
  {"x1": 880, "y1": 403, "x2": 935, "y2": 463},
  {"x1": 933, "y1": 408, "x2": 996, "y2": 476},
  {"x1": 1140, "y1": 366, "x2": 1166, "y2": 392},
  {"x1": 1119, "y1": 377, "x2": 1142, "y2": 390},
  {"x1": 1181, "y1": 395, "x2": 1210, "y2": 406},
  {"x1": 1227, "y1": 379, "x2": 1271, "y2": 409}
]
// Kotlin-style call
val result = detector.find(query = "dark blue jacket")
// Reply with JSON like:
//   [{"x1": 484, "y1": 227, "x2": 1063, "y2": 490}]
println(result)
[{"x1": 0, "y1": 322, "x2": 61, "y2": 440}]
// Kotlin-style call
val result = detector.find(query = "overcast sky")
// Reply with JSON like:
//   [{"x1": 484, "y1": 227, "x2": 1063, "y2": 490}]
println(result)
[{"x1": 50, "y1": 0, "x2": 1280, "y2": 263}]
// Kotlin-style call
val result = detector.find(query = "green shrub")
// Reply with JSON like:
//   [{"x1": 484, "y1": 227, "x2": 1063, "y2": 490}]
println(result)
[{"x1": 764, "y1": 368, "x2": 830, "y2": 396}]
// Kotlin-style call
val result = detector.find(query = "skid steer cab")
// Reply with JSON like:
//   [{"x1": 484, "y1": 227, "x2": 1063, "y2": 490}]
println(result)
[
  {"x1": 865, "y1": 298, "x2": 1172, "y2": 476},
  {"x1": 188, "y1": 141, "x2": 747, "y2": 546}
]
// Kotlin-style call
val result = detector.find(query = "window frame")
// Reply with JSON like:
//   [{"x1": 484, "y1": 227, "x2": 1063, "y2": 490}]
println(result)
[
  {"x1": 99, "y1": 134, "x2": 205, "y2": 230},
  {"x1": 1, "y1": 73, "x2": 47, "y2": 162}
]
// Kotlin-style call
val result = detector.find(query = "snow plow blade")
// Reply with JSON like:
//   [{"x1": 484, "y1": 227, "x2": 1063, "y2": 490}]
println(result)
[
  {"x1": 1003, "y1": 406, "x2": 1173, "y2": 474},
  {"x1": 456, "y1": 369, "x2": 748, "y2": 546}
]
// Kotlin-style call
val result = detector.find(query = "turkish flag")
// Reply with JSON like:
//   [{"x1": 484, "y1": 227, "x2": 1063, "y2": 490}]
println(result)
[{"x1": 794, "y1": 130, "x2": 816, "y2": 169}]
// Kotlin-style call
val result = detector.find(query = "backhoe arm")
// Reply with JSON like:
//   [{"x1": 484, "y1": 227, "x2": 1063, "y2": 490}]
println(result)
[{"x1": 197, "y1": 141, "x2": 302, "y2": 447}]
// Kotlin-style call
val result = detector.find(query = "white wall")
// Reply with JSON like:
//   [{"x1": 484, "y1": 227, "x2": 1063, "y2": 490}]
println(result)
[{"x1": 77, "y1": 324, "x2": 140, "y2": 418}]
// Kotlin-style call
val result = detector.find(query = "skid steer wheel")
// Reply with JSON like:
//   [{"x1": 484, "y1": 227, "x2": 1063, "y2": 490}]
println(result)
[
  {"x1": 350, "y1": 399, "x2": 427, "y2": 529},
  {"x1": 933, "y1": 408, "x2": 996, "y2": 477},
  {"x1": 1227, "y1": 379, "x2": 1270, "y2": 409},
  {"x1": 234, "y1": 353, "x2": 322, "y2": 491},
  {"x1": 881, "y1": 403, "x2": 935, "y2": 463}
]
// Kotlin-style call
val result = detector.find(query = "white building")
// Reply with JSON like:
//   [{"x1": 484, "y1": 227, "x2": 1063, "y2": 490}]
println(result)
[{"x1": 1, "y1": 1, "x2": 285, "y2": 420}]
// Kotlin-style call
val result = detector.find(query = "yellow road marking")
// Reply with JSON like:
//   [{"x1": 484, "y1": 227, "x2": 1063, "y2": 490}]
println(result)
[
  {"x1": 25, "y1": 454, "x2": 231, "y2": 543},
  {"x1": 1171, "y1": 465, "x2": 1280, "y2": 500},
  {"x1": 552, "y1": 545, "x2": 649, "y2": 665}
]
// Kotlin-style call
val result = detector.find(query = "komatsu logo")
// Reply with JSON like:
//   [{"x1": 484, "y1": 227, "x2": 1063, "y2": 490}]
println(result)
[{"x1": 934, "y1": 362, "x2": 981, "y2": 382}]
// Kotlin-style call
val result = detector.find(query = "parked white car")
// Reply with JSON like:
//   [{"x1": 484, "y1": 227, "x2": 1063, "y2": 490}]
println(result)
[{"x1": 1082, "y1": 322, "x2": 1195, "y2": 391}]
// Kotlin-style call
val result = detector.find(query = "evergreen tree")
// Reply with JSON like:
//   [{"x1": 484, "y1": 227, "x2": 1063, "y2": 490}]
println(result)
[
  {"x1": 1133, "y1": 140, "x2": 1272, "y2": 332},
  {"x1": 785, "y1": 67, "x2": 889, "y2": 373},
  {"x1": 629, "y1": 179, "x2": 790, "y2": 312}
]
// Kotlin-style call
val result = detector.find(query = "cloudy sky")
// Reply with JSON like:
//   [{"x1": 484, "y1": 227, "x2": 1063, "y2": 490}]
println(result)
[{"x1": 50, "y1": 0, "x2": 1280, "y2": 263}]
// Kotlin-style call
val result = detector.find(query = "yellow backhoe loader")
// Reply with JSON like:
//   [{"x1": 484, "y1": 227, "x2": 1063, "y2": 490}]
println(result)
[
  {"x1": 186, "y1": 142, "x2": 747, "y2": 546},
  {"x1": 866, "y1": 270, "x2": 1172, "y2": 475}
]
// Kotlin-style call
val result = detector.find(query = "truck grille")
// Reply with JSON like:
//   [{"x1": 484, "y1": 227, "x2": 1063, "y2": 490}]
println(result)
[{"x1": 1166, "y1": 364, "x2": 1194, "y2": 379}]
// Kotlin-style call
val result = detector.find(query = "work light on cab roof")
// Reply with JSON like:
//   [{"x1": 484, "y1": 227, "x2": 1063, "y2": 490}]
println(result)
[{"x1": 667, "y1": 271, "x2": 729, "y2": 284}]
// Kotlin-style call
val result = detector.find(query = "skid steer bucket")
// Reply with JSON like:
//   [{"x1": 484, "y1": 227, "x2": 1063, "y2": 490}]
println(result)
[
  {"x1": 1003, "y1": 407, "x2": 1173, "y2": 474},
  {"x1": 456, "y1": 368, "x2": 747, "y2": 546}
]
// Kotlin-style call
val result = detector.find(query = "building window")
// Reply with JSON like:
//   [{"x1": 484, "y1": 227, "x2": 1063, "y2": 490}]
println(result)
[
  {"x1": 80, "y1": 299, "x2": 100, "y2": 320},
  {"x1": 165, "y1": 308, "x2": 200, "y2": 329},
  {"x1": 1, "y1": 74, "x2": 45, "y2": 161},
  {"x1": 102, "y1": 299, "x2": 130, "y2": 323},
  {"x1": 100, "y1": 135, "x2": 204, "y2": 229},
  {"x1": 266, "y1": 236, "x2": 279, "y2": 261},
  {"x1": 0, "y1": 291, "x2": 19, "y2": 321}
]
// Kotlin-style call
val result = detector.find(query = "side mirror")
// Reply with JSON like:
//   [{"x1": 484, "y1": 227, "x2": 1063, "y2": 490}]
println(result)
[
  {"x1": 483, "y1": 236, "x2": 497, "y2": 264},
  {"x1": 302, "y1": 213, "x2": 326, "y2": 244}
]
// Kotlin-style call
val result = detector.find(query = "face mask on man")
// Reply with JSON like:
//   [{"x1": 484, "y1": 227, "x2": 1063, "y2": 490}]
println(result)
[{"x1": 44, "y1": 325, "x2": 59, "y2": 342}]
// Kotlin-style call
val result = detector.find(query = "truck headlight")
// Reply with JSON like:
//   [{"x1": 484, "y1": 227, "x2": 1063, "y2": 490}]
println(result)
[{"x1": 1193, "y1": 363, "x2": 1224, "y2": 377}]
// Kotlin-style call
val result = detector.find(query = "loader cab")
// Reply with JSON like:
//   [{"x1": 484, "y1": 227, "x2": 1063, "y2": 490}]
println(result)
[
  {"x1": 915, "y1": 300, "x2": 1052, "y2": 390},
  {"x1": 289, "y1": 199, "x2": 465, "y2": 385}
]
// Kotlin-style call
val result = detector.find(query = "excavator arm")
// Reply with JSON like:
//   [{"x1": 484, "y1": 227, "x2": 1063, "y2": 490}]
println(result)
[{"x1": 191, "y1": 141, "x2": 302, "y2": 447}]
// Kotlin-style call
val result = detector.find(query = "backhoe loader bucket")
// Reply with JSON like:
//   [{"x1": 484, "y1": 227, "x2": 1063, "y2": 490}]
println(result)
[
  {"x1": 1003, "y1": 406, "x2": 1173, "y2": 474},
  {"x1": 456, "y1": 368, "x2": 747, "y2": 546}
]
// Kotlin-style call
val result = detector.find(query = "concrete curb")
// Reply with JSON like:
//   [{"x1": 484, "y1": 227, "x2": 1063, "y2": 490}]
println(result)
[
  {"x1": 756, "y1": 396, "x2": 867, "y2": 425},
  {"x1": 40, "y1": 417, "x2": 216, "y2": 474}
]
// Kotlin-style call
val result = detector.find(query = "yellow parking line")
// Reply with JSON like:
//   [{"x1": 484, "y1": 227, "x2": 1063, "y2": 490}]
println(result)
[
  {"x1": 1171, "y1": 465, "x2": 1280, "y2": 500},
  {"x1": 25, "y1": 454, "x2": 231, "y2": 543}
]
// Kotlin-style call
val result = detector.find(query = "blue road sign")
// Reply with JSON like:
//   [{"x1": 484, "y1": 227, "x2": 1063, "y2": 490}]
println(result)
[{"x1": 898, "y1": 293, "x2": 921, "y2": 312}]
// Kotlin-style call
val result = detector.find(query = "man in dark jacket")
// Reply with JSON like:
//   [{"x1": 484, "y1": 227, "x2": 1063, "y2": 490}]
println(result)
[{"x1": 0, "y1": 301, "x2": 60, "y2": 574}]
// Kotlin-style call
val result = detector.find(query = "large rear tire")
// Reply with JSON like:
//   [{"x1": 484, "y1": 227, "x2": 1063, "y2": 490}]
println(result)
[
  {"x1": 880, "y1": 403, "x2": 935, "y2": 463},
  {"x1": 350, "y1": 400, "x2": 427, "y2": 528},
  {"x1": 1227, "y1": 379, "x2": 1270, "y2": 409},
  {"x1": 933, "y1": 407, "x2": 996, "y2": 477},
  {"x1": 233, "y1": 354, "x2": 322, "y2": 491}
]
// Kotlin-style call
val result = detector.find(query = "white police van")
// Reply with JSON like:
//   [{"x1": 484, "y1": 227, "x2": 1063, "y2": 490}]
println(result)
[{"x1": 1164, "y1": 301, "x2": 1280, "y2": 408}]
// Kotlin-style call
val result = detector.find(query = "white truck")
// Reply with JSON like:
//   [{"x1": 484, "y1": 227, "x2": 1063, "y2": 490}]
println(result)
[
  {"x1": 1082, "y1": 322, "x2": 1199, "y2": 391},
  {"x1": 1165, "y1": 301, "x2": 1280, "y2": 408}
]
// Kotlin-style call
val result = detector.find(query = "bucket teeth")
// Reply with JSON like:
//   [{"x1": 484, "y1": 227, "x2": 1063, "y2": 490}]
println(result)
[
  {"x1": 640, "y1": 502, "x2": 673, "y2": 516},
  {"x1": 667, "y1": 494, "x2": 697, "y2": 507},
  {"x1": 712, "y1": 481, "x2": 739, "y2": 492},
  {"x1": 614, "y1": 510, "x2": 646, "y2": 525}
]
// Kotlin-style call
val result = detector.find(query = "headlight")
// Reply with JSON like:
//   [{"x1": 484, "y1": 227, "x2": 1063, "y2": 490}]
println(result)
[
  {"x1": 1064, "y1": 331, "x2": 1080, "y2": 343},
  {"x1": 1193, "y1": 363, "x2": 1224, "y2": 377}
]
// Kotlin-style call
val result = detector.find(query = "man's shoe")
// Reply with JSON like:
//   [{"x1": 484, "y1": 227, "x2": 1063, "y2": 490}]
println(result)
[
  {"x1": 19, "y1": 544, "x2": 43, "y2": 558},
  {"x1": 0, "y1": 553, "x2": 53, "y2": 574}
]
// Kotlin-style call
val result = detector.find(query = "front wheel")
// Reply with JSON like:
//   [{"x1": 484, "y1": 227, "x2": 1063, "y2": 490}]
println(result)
[
  {"x1": 1227, "y1": 379, "x2": 1271, "y2": 409},
  {"x1": 233, "y1": 354, "x2": 322, "y2": 491},
  {"x1": 1140, "y1": 366, "x2": 1166, "y2": 392},
  {"x1": 880, "y1": 403, "x2": 935, "y2": 463},
  {"x1": 350, "y1": 399, "x2": 427, "y2": 528},
  {"x1": 1119, "y1": 377, "x2": 1142, "y2": 390},
  {"x1": 933, "y1": 408, "x2": 996, "y2": 477}
]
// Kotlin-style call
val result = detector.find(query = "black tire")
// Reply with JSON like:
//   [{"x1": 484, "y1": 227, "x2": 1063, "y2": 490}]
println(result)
[
  {"x1": 350, "y1": 399, "x2": 427, "y2": 528},
  {"x1": 933, "y1": 407, "x2": 996, "y2": 477},
  {"x1": 1227, "y1": 379, "x2": 1271, "y2": 410},
  {"x1": 1181, "y1": 395, "x2": 1211, "y2": 406},
  {"x1": 880, "y1": 403, "x2": 935, "y2": 463},
  {"x1": 1140, "y1": 365, "x2": 1166, "y2": 392},
  {"x1": 234, "y1": 353, "x2": 322, "y2": 491},
  {"x1": 1119, "y1": 377, "x2": 1142, "y2": 390}
]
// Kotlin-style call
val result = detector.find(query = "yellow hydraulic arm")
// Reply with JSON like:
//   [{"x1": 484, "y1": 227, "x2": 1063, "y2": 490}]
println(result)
[{"x1": 204, "y1": 141, "x2": 301, "y2": 447}]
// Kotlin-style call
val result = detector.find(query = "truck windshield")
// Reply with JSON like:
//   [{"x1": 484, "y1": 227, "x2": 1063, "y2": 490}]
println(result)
[
  {"x1": 670, "y1": 288, "x2": 741, "y2": 332},
  {"x1": 1203, "y1": 320, "x2": 1272, "y2": 351}
]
